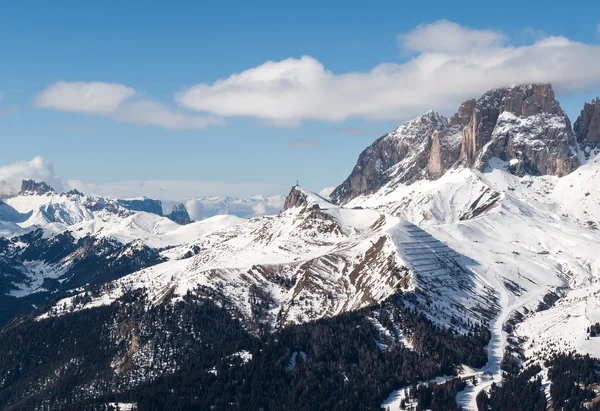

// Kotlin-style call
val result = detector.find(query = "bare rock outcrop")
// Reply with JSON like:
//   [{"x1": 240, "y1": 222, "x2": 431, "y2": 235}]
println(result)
[
  {"x1": 332, "y1": 84, "x2": 580, "y2": 204},
  {"x1": 574, "y1": 98, "x2": 600, "y2": 157},
  {"x1": 19, "y1": 180, "x2": 56, "y2": 195}
]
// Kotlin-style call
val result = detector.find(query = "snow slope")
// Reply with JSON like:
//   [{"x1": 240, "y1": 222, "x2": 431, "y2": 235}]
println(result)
[
  {"x1": 38, "y1": 187, "x2": 498, "y2": 332},
  {"x1": 352, "y1": 155, "x2": 600, "y2": 410}
]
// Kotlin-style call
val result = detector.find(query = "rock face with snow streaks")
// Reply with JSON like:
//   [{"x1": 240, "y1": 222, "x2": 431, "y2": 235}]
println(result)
[
  {"x1": 332, "y1": 84, "x2": 579, "y2": 204},
  {"x1": 331, "y1": 111, "x2": 449, "y2": 203}
]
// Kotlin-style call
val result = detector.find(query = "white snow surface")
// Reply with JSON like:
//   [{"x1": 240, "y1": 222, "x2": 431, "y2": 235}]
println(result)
[{"x1": 349, "y1": 155, "x2": 600, "y2": 410}]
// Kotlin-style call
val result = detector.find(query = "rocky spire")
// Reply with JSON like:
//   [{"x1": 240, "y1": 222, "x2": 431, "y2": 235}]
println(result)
[
  {"x1": 19, "y1": 180, "x2": 56, "y2": 195},
  {"x1": 166, "y1": 204, "x2": 192, "y2": 225},
  {"x1": 281, "y1": 185, "x2": 309, "y2": 212},
  {"x1": 574, "y1": 97, "x2": 600, "y2": 155}
]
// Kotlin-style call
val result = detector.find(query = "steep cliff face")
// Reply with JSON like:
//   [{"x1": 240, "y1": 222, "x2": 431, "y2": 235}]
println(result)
[
  {"x1": 330, "y1": 111, "x2": 448, "y2": 203},
  {"x1": 166, "y1": 204, "x2": 192, "y2": 225},
  {"x1": 281, "y1": 185, "x2": 309, "y2": 211},
  {"x1": 332, "y1": 84, "x2": 579, "y2": 204},
  {"x1": 470, "y1": 84, "x2": 578, "y2": 176},
  {"x1": 574, "y1": 98, "x2": 600, "y2": 156},
  {"x1": 19, "y1": 180, "x2": 56, "y2": 195},
  {"x1": 114, "y1": 198, "x2": 164, "y2": 216},
  {"x1": 476, "y1": 111, "x2": 578, "y2": 176}
]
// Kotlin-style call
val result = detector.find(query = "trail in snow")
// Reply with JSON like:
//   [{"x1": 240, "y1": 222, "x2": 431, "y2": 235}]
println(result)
[
  {"x1": 456, "y1": 269, "x2": 552, "y2": 410},
  {"x1": 456, "y1": 271, "x2": 510, "y2": 410}
]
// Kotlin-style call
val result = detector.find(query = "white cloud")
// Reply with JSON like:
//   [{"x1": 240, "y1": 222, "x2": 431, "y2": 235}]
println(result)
[
  {"x1": 33, "y1": 81, "x2": 135, "y2": 115},
  {"x1": 184, "y1": 195, "x2": 285, "y2": 220},
  {"x1": 399, "y1": 20, "x2": 507, "y2": 54},
  {"x1": 0, "y1": 157, "x2": 285, "y2": 200},
  {"x1": 114, "y1": 100, "x2": 223, "y2": 130},
  {"x1": 33, "y1": 81, "x2": 220, "y2": 130},
  {"x1": 0, "y1": 156, "x2": 65, "y2": 196},
  {"x1": 177, "y1": 20, "x2": 600, "y2": 125}
]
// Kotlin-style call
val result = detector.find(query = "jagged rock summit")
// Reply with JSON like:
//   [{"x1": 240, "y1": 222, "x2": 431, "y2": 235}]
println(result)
[
  {"x1": 574, "y1": 97, "x2": 600, "y2": 155},
  {"x1": 281, "y1": 185, "x2": 331, "y2": 213},
  {"x1": 19, "y1": 179, "x2": 56, "y2": 195},
  {"x1": 166, "y1": 203, "x2": 192, "y2": 224},
  {"x1": 331, "y1": 84, "x2": 579, "y2": 204}
]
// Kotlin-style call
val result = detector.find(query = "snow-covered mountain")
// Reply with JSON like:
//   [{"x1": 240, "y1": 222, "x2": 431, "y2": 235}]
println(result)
[
  {"x1": 0, "y1": 182, "x2": 246, "y2": 319},
  {"x1": 1, "y1": 83, "x2": 599, "y2": 410},
  {"x1": 39, "y1": 185, "x2": 498, "y2": 330},
  {"x1": 331, "y1": 84, "x2": 580, "y2": 205}
]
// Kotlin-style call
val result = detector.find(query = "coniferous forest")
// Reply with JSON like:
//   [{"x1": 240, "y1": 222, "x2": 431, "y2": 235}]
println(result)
[{"x1": 0, "y1": 291, "x2": 490, "y2": 410}]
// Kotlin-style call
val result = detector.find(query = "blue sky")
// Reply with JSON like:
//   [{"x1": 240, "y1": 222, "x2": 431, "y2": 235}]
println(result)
[{"x1": 1, "y1": 0, "x2": 599, "y2": 199}]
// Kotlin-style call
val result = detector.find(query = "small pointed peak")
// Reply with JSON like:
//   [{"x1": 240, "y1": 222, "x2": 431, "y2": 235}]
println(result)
[
  {"x1": 281, "y1": 185, "x2": 308, "y2": 212},
  {"x1": 65, "y1": 188, "x2": 84, "y2": 197},
  {"x1": 421, "y1": 109, "x2": 440, "y2": 118},
  {"x1": 19, "y1": 180, "x2": 56, "y2": 196},
  {"x1": 281, "y1": 185, "x2": 334, "y2": 213},
  {"x1": 574, "y1": 96, "x2": 600, "y2": 151},
  {"x1": 415, "y1": 110, "x2": 447, "y2": 125}
]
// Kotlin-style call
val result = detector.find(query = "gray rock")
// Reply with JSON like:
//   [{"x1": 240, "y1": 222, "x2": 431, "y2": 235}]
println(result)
[
  {"x1": 332, "y1": 84, "x2": 580, "y2": 205},
  {"x1": 166, "y1": 204, "x2": 192, "y2": 225},
  {"x1": 281, "y1": 186, "x2": 309, "y2": 212},
  {"x1": 574, "y1": 98, "x2": 600, "y2": 154},
  {"x1": 330, "y1": 111, "x2": 448, "y2": 203},
  {"x1": 19, "y1": 180, "x2": 56, "y2": 195}
]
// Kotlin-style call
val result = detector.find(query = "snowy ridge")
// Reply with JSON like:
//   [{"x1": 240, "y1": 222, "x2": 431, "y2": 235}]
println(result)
[
  {"x1": 37, "y1": 189, "x2": 499, "y2": 331},
  {"x1": 345, "y1": 168, "x2": 502, "y2": 226}
]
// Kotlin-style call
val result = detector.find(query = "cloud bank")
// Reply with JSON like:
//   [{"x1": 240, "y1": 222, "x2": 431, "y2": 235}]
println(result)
[
  {"x1": 0, "y1": 156, "x2": 65, "y2": 196},
  {"x1": 67, "y1": 179, "x2": 285, "y2": 201},
  {"x1": 184, "y1": 195, "x2": 285, "y2": 220},
  {"x1": 0, "y1": 157, "x2": 285, "y2": 200},
  {"x1": 31, "y1": 21, "x2": 600, "y2": 129},
  {"x1": 33, "y1": 81, "x2": 221, "y2": 130},
  {"x1": 176, "y1": 20, "x2": 600, "y2": 124}
]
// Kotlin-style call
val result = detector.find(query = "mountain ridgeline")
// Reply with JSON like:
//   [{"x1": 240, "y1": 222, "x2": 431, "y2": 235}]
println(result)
[{"x1": 331, "y1": 84, "x2": 597, "y2": 204}]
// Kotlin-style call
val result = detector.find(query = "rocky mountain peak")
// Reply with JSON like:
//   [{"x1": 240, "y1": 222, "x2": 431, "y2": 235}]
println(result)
[
  {"x1": 574, "y1": 97, "x2": 600, "y2": 155},
  {"x1": 281, "y1": 185, "x2": 309, "y2": 212},
  {"x1": 330, "y1": 111, "x2": 449, "y2": 204},
  {"x1": 502, "y1": 83, "x2": 563, "y2": 117},
  {"x1": 65, "y1": 189, "x2": 85, "y2": 197},
  {"x1": 19, "y1": 180, "x2": 56, "y2": 195},
  {"x1": 166, "y1": 204, "x2": 192, "y2": 225},
  {"x1": 332, "y1": 83, "x2": 579, "y2": 204}
]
